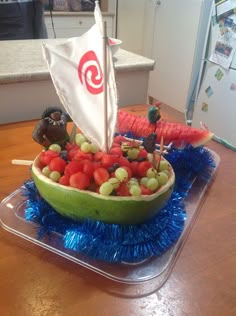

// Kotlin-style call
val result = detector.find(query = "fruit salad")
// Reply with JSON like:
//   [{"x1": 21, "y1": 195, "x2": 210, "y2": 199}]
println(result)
[{"x1": 38, "y1": 133, "x2": 171, "y2": 197}]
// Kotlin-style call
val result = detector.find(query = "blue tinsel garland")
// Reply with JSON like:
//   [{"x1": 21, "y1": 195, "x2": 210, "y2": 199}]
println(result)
[{"x1": 22, "y1": 144, "x2": 216, "y2": 263}]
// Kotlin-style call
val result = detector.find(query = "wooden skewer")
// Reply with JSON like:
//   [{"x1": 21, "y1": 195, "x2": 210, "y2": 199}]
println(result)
[
  {"x1": 12, "y1": 159, "x2": 33, "y2": 166},
  {"x1": 157, "y1": 136, "x2": 164, "y2": 170},
  {"x1": 124, "y1": 136, "x2": 172, "y2": 150}
]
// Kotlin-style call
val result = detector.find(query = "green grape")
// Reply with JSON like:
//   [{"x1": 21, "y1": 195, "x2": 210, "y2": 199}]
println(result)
[
  {"x1": 146, "y1": 167, "x2": 157, "y2": 178},
  {"x1": 161, "y1": 169, "x2": 170, "y2": 177},
  {"x1": 140, "y1": 177, "x2": 149, "y2": 187},
  {"x1": 128, "y1": 177, "x2": 139, "y2": 186},
  {"x1": 49, "y1": 144, "x2": 62, "y2": 153},
  {"x1": 146, "y1": 178, "x2": 159, "y2": 191},
  {"x1": 42, "y1": 166, "x2": 51, "y2": 177},
  {"x1": 156, "y1": 172, "x2": 168, "y2": 186},
  {"x1": 159, "y1": 160, "x2": 170, "y2": 172},
  {"x1": 99, "y1": 182, "x2": 114, "y2": 196},
  {"x1": 129, "y1": 185, "x2": 141, "y2": 196},
  {"x1": 115, "y1": 167, "x2": 128, "y2": 181},
  {"x1": 49, "y1": 171, "x2": 61, "y2": 182},
  {"x1": 75, "y1": 133, "x2": 87, "y2": 146},
  {"x1": 127, "y1": 148, "x2": 139, "y2": 159},
  {"x1": 80, "y1": 141, "x2": 91, "y2": 153},
  {"x1": 108, "y1": 177, "x2": 120, "y2": 189},
  {"x1": 90, "y1": 142, "x2": 99, "y2": 154}
]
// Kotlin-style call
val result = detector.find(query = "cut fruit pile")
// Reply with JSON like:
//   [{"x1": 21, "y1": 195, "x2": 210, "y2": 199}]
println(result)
[
  {"x1": 38, "y1": 134, "x2": 171, "y2": 197},
  {"x1": 31, "y1": 133, "x2": 175, "y2": 224}
]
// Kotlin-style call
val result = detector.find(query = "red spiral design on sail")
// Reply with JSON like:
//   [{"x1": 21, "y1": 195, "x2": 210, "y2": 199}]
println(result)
[{"x1": 78, "y1": 50, "x2": 103, "y2": 95}]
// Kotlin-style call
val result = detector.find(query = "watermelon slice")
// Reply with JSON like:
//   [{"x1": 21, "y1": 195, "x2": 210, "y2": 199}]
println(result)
[{"x1": 117, "y1": 110, "x2": 213, "y2": 148}]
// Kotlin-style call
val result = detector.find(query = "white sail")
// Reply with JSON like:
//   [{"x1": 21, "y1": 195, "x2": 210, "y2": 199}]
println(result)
[{"x1": 42, "y1": 2, "x2": 118, "y2": 152}]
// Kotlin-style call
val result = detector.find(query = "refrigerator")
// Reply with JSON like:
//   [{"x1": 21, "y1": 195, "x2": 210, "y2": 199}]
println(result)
[{"x1": 186, "y1": 0, "x2": 236, "y2": 148}]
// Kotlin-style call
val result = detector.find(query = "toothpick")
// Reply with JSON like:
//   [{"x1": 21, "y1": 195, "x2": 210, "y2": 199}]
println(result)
[
  {"x1": 12, "y1": 159, "x2": 33, "y2": 166},
  {"x1": 157, "y1": 136, "x2": 164, "y2": 170},
  {"x1": 124, "y1": 136, "x2": 172, "y2": 150}
]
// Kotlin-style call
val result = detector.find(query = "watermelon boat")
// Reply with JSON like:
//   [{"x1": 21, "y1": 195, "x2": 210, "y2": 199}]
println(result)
[
  {"x1": 31, "y1": 151, "x2": 175, "y2": 225},
  {"x1": 29, "y1": 2, "x2": 213, "y2": 227}
]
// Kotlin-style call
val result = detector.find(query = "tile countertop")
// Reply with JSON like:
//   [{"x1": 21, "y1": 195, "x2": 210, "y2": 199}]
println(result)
[{"x1": 0, "y1": 39, "x2": 155, "y2": 85}]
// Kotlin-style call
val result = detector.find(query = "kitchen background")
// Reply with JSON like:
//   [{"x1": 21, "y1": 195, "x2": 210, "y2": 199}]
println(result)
[
  {"x1": 44, "y1": 0, "x2": 213, "y2": 114},
  {"x1": 44, "y1": 0, "x2": 236, "y2": 148}
]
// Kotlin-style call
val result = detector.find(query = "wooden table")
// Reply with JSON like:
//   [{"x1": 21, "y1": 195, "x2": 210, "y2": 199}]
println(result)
[{"x1": 0, "y1": 104, "x2": 236, "y2": 316}]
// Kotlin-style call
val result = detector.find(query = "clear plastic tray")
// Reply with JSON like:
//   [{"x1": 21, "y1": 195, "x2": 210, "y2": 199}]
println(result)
[{"x1": 0, "y1": 150, "x2": 219, "y2": 290}]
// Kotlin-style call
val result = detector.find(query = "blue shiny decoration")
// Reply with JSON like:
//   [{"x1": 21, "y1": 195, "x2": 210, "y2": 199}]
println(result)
[{"x1": 22, "y1": 141, "x2": 216, "y2": 263}]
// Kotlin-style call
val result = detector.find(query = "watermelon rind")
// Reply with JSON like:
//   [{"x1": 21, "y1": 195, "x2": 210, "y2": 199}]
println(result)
[{"x1": 31, "y1": 155, "x2": 175, "y2": 225}]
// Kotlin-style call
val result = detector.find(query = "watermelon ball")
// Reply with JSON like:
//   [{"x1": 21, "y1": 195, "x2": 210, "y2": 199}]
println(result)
[
  {"x1": 39, "y1": 150, "x2": 60, "y2": 166},
  {"x1": 49, "y1": 157, "x2": 67, "y2": 174},
  {"x1": 69, "y1": 172, "x2": 90, "y2": 190},
  {"x1": 93, "y1": 167, "x2": 110, "y2": 186},
  {"x1": 101, "y1": 154, "x2": 119, "y2": 168},
  {"x1": 137, "y1": 161, "x2": 153, "y2": 177},
  {"x1": 59, "y1": 174, "x2": 70, "y2": 186}
]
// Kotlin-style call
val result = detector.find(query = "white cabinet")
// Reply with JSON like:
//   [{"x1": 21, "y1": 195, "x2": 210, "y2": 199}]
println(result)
[{"x1": 45, "y1": 14, "x2": 114, "y2": 39}]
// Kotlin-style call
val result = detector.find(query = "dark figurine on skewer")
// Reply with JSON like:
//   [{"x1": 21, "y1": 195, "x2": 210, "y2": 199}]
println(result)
[{"x1": 32, "y1": 107, "x2": 70, "y2": 148}]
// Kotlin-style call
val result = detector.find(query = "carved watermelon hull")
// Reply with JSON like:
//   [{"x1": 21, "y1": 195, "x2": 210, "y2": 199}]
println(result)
[
  {"x1": 117, "y1": 110, "x2": 214, "y2": 148},
  {"x1": 31, "y1": 155, "x2": 175, "y2": 225}
]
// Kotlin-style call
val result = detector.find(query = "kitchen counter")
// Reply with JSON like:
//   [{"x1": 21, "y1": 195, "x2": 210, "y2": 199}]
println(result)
[
  {"x1": 44, "y1": 11, "x2": 114, "y2": 17},
  {"x1": 0, "y1": 39, "x2": 154, "y2": 84},
  {"x1": 0, "y1": 39, "x2": 154, "y2": 123},
  {"x1": 0, "y1": 104, "x2": 235, "y2": 316}
]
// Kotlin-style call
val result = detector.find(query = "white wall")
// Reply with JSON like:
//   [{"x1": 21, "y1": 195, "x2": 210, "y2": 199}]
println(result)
[
  {"x1": 115, "y1": 0, "x2": 146, "y2": 54},
  {"x1": 107, "y1": 0, "x2": 117, "y2": 12}
]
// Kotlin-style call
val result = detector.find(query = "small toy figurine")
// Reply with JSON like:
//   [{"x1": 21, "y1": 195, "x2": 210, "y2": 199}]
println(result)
[
  {"x1": 32, "y1": 107, "x2": 70, "y2": 148},
  {"x1": 147, "y1": 102, "x2": 161, "y2": 124},
  {"x1": 143, "y1": 132, "x2": 157, "y2": 153}
]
